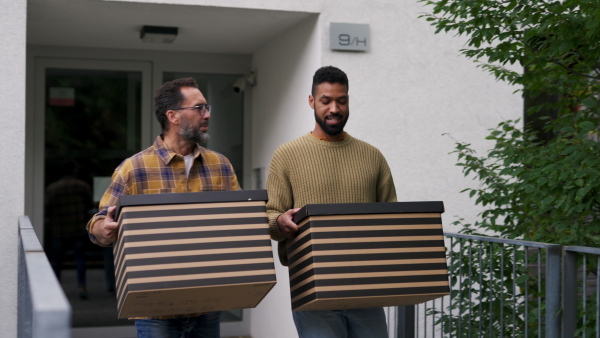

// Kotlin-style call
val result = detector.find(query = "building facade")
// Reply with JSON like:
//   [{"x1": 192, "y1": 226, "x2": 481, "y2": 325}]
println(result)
[{"x1": 2, "y1": 0, "x2": 521, "y2": 336}]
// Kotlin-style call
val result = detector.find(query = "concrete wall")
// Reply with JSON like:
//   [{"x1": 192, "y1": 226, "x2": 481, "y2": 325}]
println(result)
[
  {"x1": 109, "y1": 0, "x2": 322, "y2": 13},
  {"x1": 249, "y1": 16, "x2": 320, "y2": 338},
  {"x1": 0, "y1": 1, "x2": 27, "y2": 336},
  {"x1": 317, "y1": 0, "x2": 522, "y2": 232}
]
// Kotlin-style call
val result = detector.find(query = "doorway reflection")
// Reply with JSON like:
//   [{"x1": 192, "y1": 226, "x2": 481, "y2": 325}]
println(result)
[{"x1": 44, "y1": 68, "x2": 142, "y2": 327}]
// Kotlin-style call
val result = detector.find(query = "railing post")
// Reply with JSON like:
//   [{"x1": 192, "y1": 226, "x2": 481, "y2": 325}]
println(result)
[
  {"x1": 397, "y1": 305, "x2": 414, "y2": 338},
  {"x1": 545, "y1": 245, "x2": 561, "y2": 338},
  {"x1": 562, "y1": 248, "x2": 577, "y2": 338}
]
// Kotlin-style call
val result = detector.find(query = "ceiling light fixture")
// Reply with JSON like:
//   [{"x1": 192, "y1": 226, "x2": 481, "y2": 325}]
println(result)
[{"x1": 140, "y1": 25, "x2": 178, "y2": 44}]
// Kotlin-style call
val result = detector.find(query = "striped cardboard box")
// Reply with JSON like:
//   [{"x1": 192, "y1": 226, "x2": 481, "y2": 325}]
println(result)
[
  {"x1": 113, "y1": 190, "x2": 276, "y2": 319},
  {"x1": 288, "y1": 201, "x2": 449, "y2": 311}
]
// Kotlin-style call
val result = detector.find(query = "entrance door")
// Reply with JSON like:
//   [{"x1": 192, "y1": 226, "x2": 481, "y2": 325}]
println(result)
[{"x1": 31, "y1": 58, "x2": 152, "y2": 331}]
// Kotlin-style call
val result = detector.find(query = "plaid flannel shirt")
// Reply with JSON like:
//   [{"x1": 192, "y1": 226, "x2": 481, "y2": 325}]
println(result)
[{"x1": 87, "y1": 134, "x2": 240, "y2": 245}]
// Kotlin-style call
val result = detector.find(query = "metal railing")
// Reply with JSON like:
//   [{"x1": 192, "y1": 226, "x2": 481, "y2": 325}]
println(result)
[
  {"x1": 407, "y1": 232, "x2": 563, "y2": 337},
  {"x1": 563, "y1": 245, "x2": 600, "y2": 338},
  {"x1": 18, "y1": 216, "x2": 71, "y2": 338}
]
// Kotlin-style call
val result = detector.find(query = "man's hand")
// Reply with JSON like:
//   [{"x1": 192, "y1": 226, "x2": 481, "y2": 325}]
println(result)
[
  {"x1": 276, "y1": 208, "x2": 301, "y2": 239},
  {"x1": 94, "y1": 206, "x2": 119, "y2": 245}
]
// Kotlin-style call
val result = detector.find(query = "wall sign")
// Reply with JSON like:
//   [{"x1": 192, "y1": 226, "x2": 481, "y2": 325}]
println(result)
[{"x1": 330, "y1": 23, "x2": 370, "y2": 52}]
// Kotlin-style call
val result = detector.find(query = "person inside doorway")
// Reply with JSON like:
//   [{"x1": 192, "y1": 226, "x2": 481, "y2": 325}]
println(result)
[{"x1": 45, "y1": 160, "x2": 93, "y2": 300}]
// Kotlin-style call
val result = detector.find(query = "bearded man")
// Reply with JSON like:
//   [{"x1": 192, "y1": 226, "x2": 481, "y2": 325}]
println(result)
[
  {"x1": 266, "y1": 66, "x2": 397, "y2": 338},
  {"x1": 87, "y1": 77, "x2": 239, "y2": 337}
]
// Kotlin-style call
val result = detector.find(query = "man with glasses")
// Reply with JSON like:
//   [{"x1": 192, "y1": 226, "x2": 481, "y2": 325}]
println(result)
[
  {"x1": 266, "y1": 66, "x2": 397, "y2": 338},
  {"x1": 87, "y1": 77, "x2": 239, "y2": 337}
]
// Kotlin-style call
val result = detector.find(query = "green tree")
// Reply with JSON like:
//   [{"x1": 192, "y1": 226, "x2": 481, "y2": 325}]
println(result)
[
  {"x1": 419, "y1": 1, "x2": 600, "y2": 335},
  {"x1": 419, "y1": 0, "x2": 600, "y2": 246}
]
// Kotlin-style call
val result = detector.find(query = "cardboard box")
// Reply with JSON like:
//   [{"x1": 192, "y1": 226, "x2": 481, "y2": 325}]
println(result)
[
  {"x1": 113, "y1": 190, "x2": 276, "y2": 319},
  {"x1": 288, "y1": 201, "x2": 449, "y2": 311}
]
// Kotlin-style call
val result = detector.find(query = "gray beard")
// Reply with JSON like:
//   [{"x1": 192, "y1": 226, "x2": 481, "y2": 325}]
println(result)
[{"x1": 180, "y1": 122, "x2": 209, "y2": 147}]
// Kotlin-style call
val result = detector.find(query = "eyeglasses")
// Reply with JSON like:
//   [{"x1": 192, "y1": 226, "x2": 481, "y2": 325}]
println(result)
[{"x1": 170, "y1": 104, "x2": 212, "y2": 116}]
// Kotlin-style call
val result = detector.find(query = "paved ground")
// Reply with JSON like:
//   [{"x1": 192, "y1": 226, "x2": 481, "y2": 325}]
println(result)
[
  {"x1": 60, "y1": 268, "x2": 133, "y2": 328},
  {"x1": 60, "y1": 268, "x2": 249, "y2": 337}
]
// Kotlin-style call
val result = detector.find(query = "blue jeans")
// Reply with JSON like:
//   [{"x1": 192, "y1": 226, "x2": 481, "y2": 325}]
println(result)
[
  {"x1": 51, "y1": 235, "x2": 87, "y2": 287},
  {"x1": 135, "y1": 312, "x2": 221, "y2": 338},
  {"x1": 292, "y1": 308, "x2": 388, "y2": 338}
]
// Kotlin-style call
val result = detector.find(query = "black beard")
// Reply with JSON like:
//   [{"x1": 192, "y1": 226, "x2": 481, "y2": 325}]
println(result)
[{"x1": 314, "y1": 110, "x2": 348, "y2": 136}]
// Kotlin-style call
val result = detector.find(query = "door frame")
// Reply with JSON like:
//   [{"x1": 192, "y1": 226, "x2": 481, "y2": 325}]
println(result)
[{"x1": 27, "y1": 58, "x2": 153, "y2": 240}]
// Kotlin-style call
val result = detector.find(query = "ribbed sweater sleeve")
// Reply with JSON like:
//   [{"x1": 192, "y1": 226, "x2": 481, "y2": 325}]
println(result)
[{"x1": 266, "y1": 133, "x2": 397, "y2": 265}]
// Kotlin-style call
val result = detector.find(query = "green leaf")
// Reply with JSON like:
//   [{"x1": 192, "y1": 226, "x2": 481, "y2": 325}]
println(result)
[
  {"x1": 515, "y1": 275, "x2": 529, "y2": 283},
  {"x1": 576, "y1": 186, "x2": 591, "y2": 200},
  {"x1": 541, "y1": 196, "x2": 555, "y2": 205},
  {"x1": 580, "y1": 121, "x2": 596, "y2": 131}
]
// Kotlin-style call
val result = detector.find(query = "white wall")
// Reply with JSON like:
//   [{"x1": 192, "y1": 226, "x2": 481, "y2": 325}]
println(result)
[
  {"x1": 250, "y1": 16, "x2": 321, "y2": 174},
  {"x1": 109, "y1": 0, "x2": 322, "y2": 13},
  {"x1": 249, "y1": 16, "x2": 320, "y2": 338},
  {"x1": 318, "y1": 0, "x2": 522, "y2": 231},
  {"x1": 0, "y1": 1, "x2": 26, "y2": 336}
]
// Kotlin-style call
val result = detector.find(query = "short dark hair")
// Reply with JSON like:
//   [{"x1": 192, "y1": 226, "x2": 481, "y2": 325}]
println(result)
[
  {"x1": 154, "y1": 77, "x2": 199, "y2": 131},
  {"x1": 311, "y1": 66, "x2": 349, "y2": 96}
]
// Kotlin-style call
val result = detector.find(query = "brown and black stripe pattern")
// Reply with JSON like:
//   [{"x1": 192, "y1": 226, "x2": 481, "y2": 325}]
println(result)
[
  {"x1": 288, "y1": 202, "x2": 449, "y2": 311},
  {"x1": 113, "y1": 191, "x2": 276, "y2": 318}
]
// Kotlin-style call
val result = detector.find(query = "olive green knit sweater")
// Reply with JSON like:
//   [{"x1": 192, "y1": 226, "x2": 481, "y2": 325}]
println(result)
[{"x1": 266, "y1": 132, "x2": 397, "y2": 265}]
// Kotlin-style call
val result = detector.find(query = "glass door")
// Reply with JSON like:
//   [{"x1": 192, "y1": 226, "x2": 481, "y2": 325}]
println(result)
[{"x1": 31, "y1": 58, "x2": 152, "y2": 330}]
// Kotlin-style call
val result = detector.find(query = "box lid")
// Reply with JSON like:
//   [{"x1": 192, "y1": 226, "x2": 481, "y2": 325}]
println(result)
[
  {"x1": 115, "y1": 190, "x2": 268, "y2": 219},
  {"x1": 292, "y1": 201, "x2": 444, "y2": 224}
]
